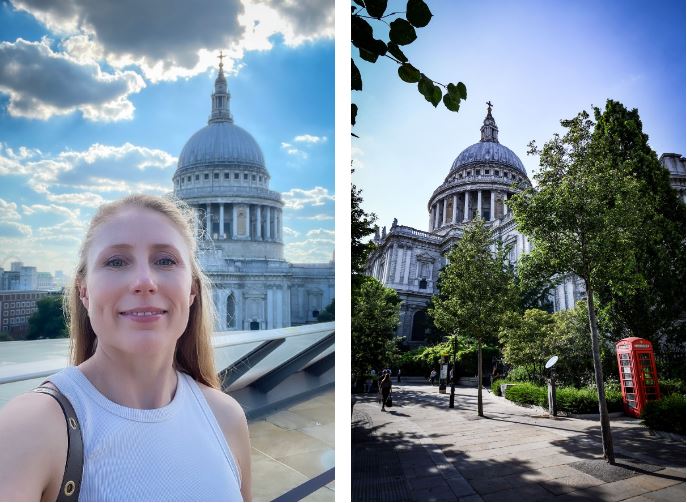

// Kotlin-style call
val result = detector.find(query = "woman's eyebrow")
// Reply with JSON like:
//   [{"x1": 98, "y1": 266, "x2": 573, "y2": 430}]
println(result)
[{"x1": 99, "y1": 243, "x2": 182, "y2": 253}]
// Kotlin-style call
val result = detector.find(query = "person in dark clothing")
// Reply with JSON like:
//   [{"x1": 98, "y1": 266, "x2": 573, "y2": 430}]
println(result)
[
  {"x1": 379, "y1": 373, "x2": 392, "y2": 411},
  {"x1": 397, "y1": 368, "x2": 401, "y2": 383}
]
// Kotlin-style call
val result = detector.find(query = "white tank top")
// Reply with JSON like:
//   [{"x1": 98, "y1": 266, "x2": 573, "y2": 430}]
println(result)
[{"x1": 48, "y1": 366, "x2": 243, "y2": 501}]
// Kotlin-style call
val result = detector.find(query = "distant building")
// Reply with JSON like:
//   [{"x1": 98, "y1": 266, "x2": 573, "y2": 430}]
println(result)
[
  {"x1": 19, "y1": 266, "x2": 37, "y2": 291},
  {"x1": 36, "y1": 272, "x2": 56, "y2": 291},
  {"x1": 0, "y1": 290, "x2": 59, "y2": 335},
  {"x1": 660, "y1": 153, "x2": 686, "y2": 202},
  {"x1": 2, "y1": 271, "x2": 19, "y2": 291}
]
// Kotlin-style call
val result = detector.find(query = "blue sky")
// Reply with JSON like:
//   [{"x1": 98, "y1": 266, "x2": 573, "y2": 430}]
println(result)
[
  {"x1": 0, "y1": 0, "x2": 334, "y2": 276},
  {"x1": 353, "y1": 0, "x2": 686, "y2": 231}
]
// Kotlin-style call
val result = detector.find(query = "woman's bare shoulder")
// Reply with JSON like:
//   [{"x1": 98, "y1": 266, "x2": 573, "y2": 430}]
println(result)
[
  {"x1": 0, "y1": 389, "x2": 68, "y2": 500},
  {"x1": 198, "y1": 384, "x2": 247, "y2": 429}
]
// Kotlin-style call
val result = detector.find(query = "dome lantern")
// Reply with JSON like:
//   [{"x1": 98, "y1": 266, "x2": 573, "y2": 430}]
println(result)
[
  {"x1": 209, "y1": 51, "x2": 233, "y2": 124},
  {"x1": 480, "y1": 101, "x2": 499, "y2": 143}
]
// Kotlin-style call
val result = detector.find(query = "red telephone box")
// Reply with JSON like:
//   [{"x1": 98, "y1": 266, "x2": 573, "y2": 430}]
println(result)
[{"x1": 615, "y1": 337, "x2": 660, "y2": 418}]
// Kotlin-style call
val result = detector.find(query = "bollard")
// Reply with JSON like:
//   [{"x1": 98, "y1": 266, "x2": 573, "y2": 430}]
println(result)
[{"x1": 547, "y1": 376, "x2": 557, "y2": 417}]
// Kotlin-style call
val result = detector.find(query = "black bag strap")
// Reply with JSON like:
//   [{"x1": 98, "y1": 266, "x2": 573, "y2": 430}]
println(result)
[{"x1": 33, "y1": 385, "x2": 83, "y2": 502}]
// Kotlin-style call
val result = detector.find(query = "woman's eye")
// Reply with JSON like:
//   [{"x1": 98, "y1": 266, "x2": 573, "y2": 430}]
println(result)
[
  {"x1": 156, "y1": 257, "x2": 177, "y2": 266},
  {"x1": 105, "y1": 257, "x2": 125, "y2": 267}
]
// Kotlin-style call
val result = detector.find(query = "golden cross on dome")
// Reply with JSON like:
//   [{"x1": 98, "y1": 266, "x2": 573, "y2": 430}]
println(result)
[
  {"x1": 486, "y1": 100, "x2": 493, "y2": 113},
  {"x1": 218, "y1": 51, "x2": 225, "y2": 69}
]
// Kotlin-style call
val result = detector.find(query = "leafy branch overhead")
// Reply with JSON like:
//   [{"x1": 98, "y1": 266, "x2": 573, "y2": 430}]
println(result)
[{"x1": 351, "y1": 0, "x2": 467, "y2": 126}]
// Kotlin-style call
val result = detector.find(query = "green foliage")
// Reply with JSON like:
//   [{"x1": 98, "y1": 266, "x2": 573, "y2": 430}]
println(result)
[
  {"x1": 505, "y1": 383, "x2": 547, "y2": 408},
  {"x1": 640, "y1": 394, "x2": 686, "y2": 435},
  {"x1": 590, "y1": 101, "x2": 686, "y2": 362},
  {"x1": 430, "y1": 220, "x2": 519, "y2": 347},
  {"x1": 0, "y1": 332, "x2": 12, "y2": 342},
  {"x1": 499, "y1": 308, "x2": 555, "y2": 372},
  {"x1": 351, "y1": 176, "x2": 377, "y2": 287},
  {"x1": 26, "y1": 296, "x2": 67, "y2": 340},
  {"x1": 351, "y1": 276, "x2": 401, "y2": 377},
  {"x1": 503, "y1": 382, "x2": 622, "y2": 414},
  {"x1": 351, "y1": 0, "x2": 466, "y2": 126},
  {"x1": 491, "y1": 378, "x2": 509, "y2": 395},
  {"x1": 659, "y1": 379, "x2": 686, "y2": 396},
  {"x1": 317, "y1": 298, "x2": 335, "y2": 322}
]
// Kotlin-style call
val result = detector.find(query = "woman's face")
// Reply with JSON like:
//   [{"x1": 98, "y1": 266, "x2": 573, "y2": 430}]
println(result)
[{"x1": 80, "y1": 206, "x2": 196, "y2": 358}]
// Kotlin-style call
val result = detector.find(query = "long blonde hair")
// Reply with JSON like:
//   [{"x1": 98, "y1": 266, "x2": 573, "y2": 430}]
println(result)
[{"x1": 64, "y1": 194, "x2": 220, "y2": 388}]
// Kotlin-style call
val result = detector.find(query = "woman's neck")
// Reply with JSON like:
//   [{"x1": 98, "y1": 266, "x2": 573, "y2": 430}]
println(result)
[{"x1": 79, "y1": 348, "x2": 178, "y2": 409}]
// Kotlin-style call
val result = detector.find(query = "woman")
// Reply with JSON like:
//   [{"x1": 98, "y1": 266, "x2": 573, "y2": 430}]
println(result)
[
  {"x1": 379, "y1": 372, "x2": 392, "y2": 412},
  {"x1": 0, "y1": 194, "x2": 252, "y2": 501}
]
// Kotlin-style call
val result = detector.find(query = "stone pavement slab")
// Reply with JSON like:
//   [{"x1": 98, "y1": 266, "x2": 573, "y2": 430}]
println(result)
[{"x1": 352, "y1": 382, "x2": 686, "y2": 502}]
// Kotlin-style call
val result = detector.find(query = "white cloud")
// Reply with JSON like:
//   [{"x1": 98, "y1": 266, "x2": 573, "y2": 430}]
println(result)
[
  {"x1": 0, "y1": 221, "x2": 32, "y2": 237},
  {"x1": 10, "y1": 0, "x2": 333, "y2": 83},
  {"x1": 21, "y1": 203, "x2": 80, "y2": 220},
  {"x1": 0, "y1": 38, "x2": 145, "y2": 121},
  {"x1": 0, "y1": 198, "x2": 21, "y2": 220},
  {"x1": 306, "y1": 228, "x2": 334, "y2": 239},
  {"x1": 282, "y1": 187, "x2": 334, "y2": 209},
  {"x1": 282, "y1": 226, "x2": 299, "y2": 237},
  {"x1": 294, "y1": 134, "x2": 327, "y2": 144},
  {"x1": 280, "y1": 142, "x2": 307, "y2": 159},
  {"x1": 300, "y1": 214, "x2": 334, "y2": 221},
  {"x1": 0, "y1": 142, "x2": 175, "y2": 206},
  {"x1": 283, "y1": 237, "x2": 334, "y2": 263}
]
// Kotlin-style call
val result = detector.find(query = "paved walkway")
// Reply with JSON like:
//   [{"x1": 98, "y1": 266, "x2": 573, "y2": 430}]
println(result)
[{"x1": 352, "y1": 381, "x2": 685, "y2": 501}]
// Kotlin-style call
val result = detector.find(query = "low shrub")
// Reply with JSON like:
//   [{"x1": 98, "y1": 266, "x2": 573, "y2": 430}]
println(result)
[
  {"x1": 641, "y1": 394, "x2": 686, "y2": 435},
  {"x1": 659, "y1": 379, "x2": 686, "y2": 397},
  {"x1": 491, "y1": 378, "x2": 509, "y2": 395},
  {"x1": 504, "y1": 383, "x2": 547, "y2": 408}
]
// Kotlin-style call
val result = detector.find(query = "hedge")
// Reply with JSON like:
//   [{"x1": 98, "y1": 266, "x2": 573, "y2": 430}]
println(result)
[
  {"x1": 501, "y1": 382, "x2": 623, "y2": 414},
  {"x1": 641, "y1": 394, "x2": 686, "y2": 435}
]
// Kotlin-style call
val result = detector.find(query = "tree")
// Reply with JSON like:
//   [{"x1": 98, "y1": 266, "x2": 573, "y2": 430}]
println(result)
[
  {"x1": 508, "y1": 107, "x2": 655, "y2": 463},
  {"x1": 590, "y1": 101, "x2": 685, "y2": 365},
  {"x1": 351, "y1": 176, "x2": 377, "y2": 288},
  {"x1": 429, "y1": 219, "x2": 519, "y2": 416},
  {"x1": 499, "y1": 308, "x2": 555, "y2": 379},
  {"x1": 351, "y1": 0, "x2": 467, "y2": 129},
  {"x1": 317, "y1": 298, "x2": 335, "y2": 322},
  {"x1": 27, "y1": 296, "x2": 68, "y2": 340},
  {"x1": 351, "y1": 276, "x2": 401, "y2": 378}
]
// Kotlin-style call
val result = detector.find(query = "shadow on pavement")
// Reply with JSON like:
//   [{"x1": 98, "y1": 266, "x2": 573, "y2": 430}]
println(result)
[{"x1": 352, "y1": 384, "x2": 686, "y2": 502}]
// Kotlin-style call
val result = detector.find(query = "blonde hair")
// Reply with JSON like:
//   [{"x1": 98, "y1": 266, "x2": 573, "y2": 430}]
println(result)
[{"x1": 64, "y1": 194, "x2": 220, "y2": 389}]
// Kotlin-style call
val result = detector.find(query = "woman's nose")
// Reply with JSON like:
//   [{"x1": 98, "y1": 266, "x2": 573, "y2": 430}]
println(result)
[{"x1": 131, "y1": 265, "x2": 158, "y2": 294}]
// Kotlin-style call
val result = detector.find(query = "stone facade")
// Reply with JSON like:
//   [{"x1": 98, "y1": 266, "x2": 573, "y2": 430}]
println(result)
[
  {"x1": 174, "y1": 62, "x2": 333, "y2": 331},
  {"x1": 367, "y1": 104, "x2": 678, "y2": 345}
]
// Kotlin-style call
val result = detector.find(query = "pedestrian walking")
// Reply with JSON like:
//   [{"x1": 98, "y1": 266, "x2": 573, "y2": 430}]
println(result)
[
  {"x1": 396, "y1": 368, "x2": 402, "y2": 384},
  {"x1": 380, "y1": 373, "x2": 392, "y2": 411},
  {"x1": 430, "y1": 369, "x2": 437, "y2": 386}
]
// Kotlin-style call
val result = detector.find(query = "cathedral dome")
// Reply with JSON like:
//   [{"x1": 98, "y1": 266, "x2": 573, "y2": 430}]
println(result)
[
  {"x1": 450, "y1": 141, "x2": 525, "y2": 174},
  {"x1": 178, "y1": 122, "x2": 265, "y2": 170},
  {"x1": 448, "y1": 103, "x2": 526, "y2": 176}
]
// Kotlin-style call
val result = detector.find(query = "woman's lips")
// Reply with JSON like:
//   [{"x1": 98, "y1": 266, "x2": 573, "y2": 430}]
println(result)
[{"x1": 119, "y1": 309, "x2": 167, "y2": 323}]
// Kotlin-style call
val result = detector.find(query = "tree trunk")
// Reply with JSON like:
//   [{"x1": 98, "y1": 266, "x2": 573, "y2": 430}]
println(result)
[
  {"x1": 585, "y1": 278, "x2": 615, "y2": 464},
  {"x1": 477, "y1": 338, "x2": 483, "y2": 416}
]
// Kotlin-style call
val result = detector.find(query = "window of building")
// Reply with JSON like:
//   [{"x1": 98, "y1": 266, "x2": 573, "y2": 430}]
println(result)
[
  {"x1": 419, "y1": 279, "x2": 428, "y2": 289},
  {"x1": 204, "y1": 173, "x2": 209, "y2": 180},
  {"x1": 485, "y1": 169, "x2": 490, "y2": 175},
  {"x1": 495, "y1": 170, "x2": 500, "y2": 176},
  {"x1": 234, "y1": 173, "x2": 239, "y2": 179},
  {"x1": 195, "y1": 175, "x2": 200, "y2": 181},
  {"x1": 214, "y1": 173, "x2": 219, "y2": 179},
  {"x1": 187, "y1": 176, "x2": 191, "y2": 182},
  {"x1": 259, "y1": 176, "x2": 262, "y2": 182},
  {"x1": 243, "y1": 173, "x2": 248, "y2": 180},
  {"x1": 251, "y1": 175, "x2": 256, "y2": 181},
  {"x1": 224, "y1": 173, "x2": 229, "y2": 179},
  {"x1": 476, "y1": 169, "x2": 480, "y2": 175},
  {"x1": 467, "y1": 171, "x2": 471, "y2": 176}
]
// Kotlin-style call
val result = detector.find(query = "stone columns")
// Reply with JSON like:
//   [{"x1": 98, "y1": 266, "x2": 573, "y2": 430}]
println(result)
[
  {"x1": 477, "y1": 190, "x2": 482, "y2": 220},
  {"x1": 276, "y1": 287, "x2": 283, "y2": 327},
  {"x1": 219, "y1": 203, "x2": 225, "y2": 239},
  {"x1": 256, "y1": 205, "x2": 262, "y2": 239},
  {"x1": 442, "y1": 198, "x2": 448, "y2": 225},
  {"x1": 267, "y1": 288, "x2": 274, "y2": 329},
  {"x1": 232, "y1": 204, "x2": 237, "y2": 238},
  {"x1": 206, "y1": 203, "x2": 211, "y2": 238},
  {"x1": 503, "y1": 192, "x2": 508, "y2": 215},
  {"x1": 247, "y1": 206, "x2": 252, "y2": 239},
  {"x1": 266, "y1": 206, "x2": 271, "y2": 240},
  {"x1": 452, "y1": 194, "x2": 458, "y2": 223},
  {"x1": 394, "y1": 246, "x2": 403, "y2": 284},
  {"x1": 463, "y1": 191, "x2": 469, "y2": 222},
  {"x1": 403, "y1": 247, "x2": 412, "y2": 284},
  {"x1": 434, "y1": 203, "x2": 440, "y2": 229},
  {"x1": 284, "y1": 287, "x2": 291, "y2": 327},
  {"x1": 490, "y1": 191, "x2": 495, "y2": 221}
]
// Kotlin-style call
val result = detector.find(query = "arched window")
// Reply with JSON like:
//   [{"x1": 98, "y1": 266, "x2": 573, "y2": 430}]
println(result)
[
  {"x1": 226, "y1": 293, "x2": 236, "y2": 328},
  {"x1": 411, "y1": 310, "x2": 429, "y2": 341}
]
